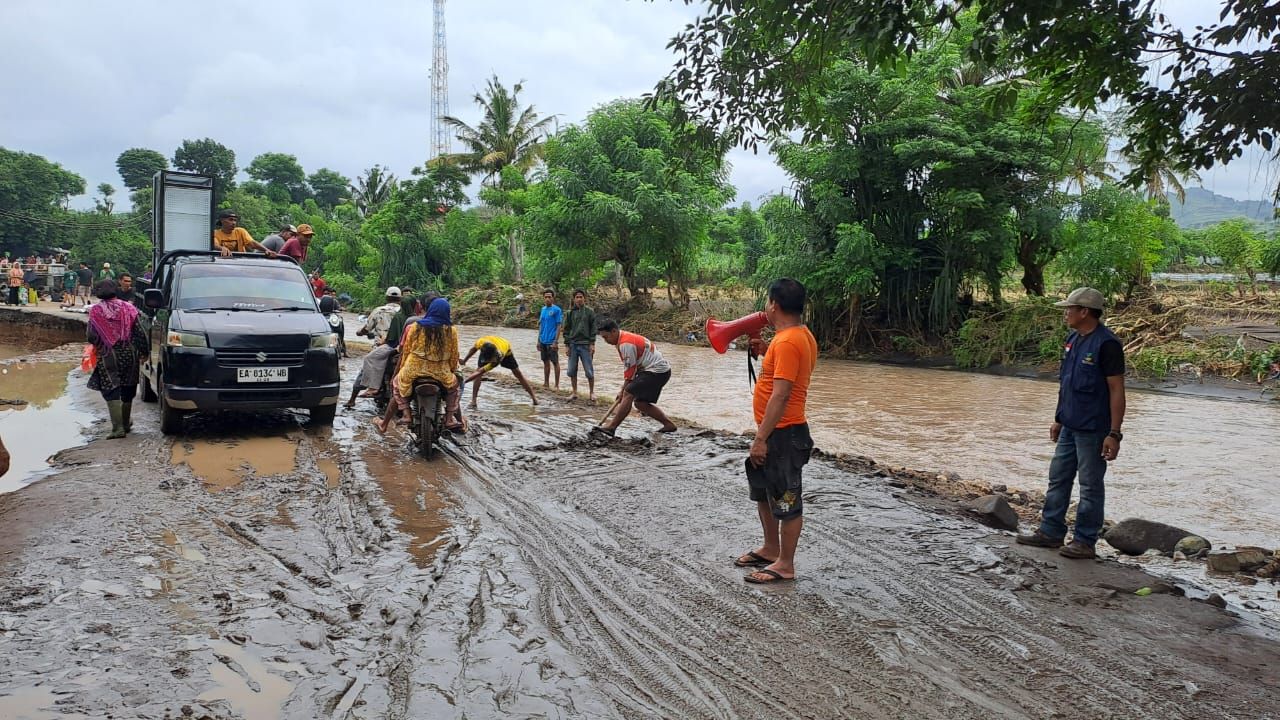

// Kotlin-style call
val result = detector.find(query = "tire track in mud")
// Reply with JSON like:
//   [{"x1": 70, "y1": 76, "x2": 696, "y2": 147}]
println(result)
[
  {"x1": 443, "y1": 417, "x2": 976, "y2": 719},
  {"x1": 437, "y1": 397, "x2": 1280, "y2": 720}
]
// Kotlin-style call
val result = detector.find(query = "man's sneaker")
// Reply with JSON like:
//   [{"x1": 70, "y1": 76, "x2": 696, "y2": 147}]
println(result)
[
  {"x1": 1015, "y1": 529, "x2": 1065, "y2": 548},
  {"x1": 1059, "y1": 541, "x2": 1097, "y2": 559}
]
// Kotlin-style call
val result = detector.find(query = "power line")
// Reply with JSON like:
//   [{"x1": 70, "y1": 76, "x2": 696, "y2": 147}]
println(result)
[{"x1": 0, "y1": 208, "x2": 153, "y2": 230}]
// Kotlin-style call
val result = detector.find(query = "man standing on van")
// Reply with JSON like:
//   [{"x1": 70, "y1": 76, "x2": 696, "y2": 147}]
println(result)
[
  {"x1": 1017, "y1": 287, "x2": 1126, "y2": 560},
  {"x1": 212, "y1": 210, "x2": 275, "y2": 257},
  {"x1": 737, "y1": 279, "x2": 818, "y2": 584},
  {"x1": 537, "y1": 289, "x2": 563, "y2": 390}
]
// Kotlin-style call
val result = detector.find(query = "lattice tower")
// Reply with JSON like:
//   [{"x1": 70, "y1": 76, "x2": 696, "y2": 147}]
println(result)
[{"x1": 429, "y1": 0, "x2": 451, "y2": 160}]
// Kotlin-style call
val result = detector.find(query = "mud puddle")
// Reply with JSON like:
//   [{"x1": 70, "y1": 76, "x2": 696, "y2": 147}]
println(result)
[
  {"x1": 170, "y1": 435, "x2": 301, "y2": 491},
  {"x1": 0, "y1": 353, "x2": 95, "y2": 494}
]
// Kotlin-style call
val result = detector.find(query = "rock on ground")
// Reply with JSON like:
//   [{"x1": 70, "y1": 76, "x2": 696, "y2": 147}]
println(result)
[
  {"x1": 1103, "y1": 518, "x2": 1196, "y2": 556},
  {"x1": 966, "y1": 494, "x2": 1019, "y2": 531},
  {"x1": 1174, "y1": 535, "x2": 1212, "y2": 557},
  {"x1": 1207, "y1": 547, "x2": 1273, "y2": 574}
]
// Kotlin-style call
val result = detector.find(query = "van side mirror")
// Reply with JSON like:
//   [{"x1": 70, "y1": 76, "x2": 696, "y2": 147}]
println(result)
[{"x1": 144, "y1": 288, "x2": 164, "y2": 310}]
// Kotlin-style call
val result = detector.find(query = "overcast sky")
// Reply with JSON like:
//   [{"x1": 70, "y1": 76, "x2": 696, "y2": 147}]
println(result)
[{"x1": 0, "y1": 0, "x2": 1272, "y2": 211}]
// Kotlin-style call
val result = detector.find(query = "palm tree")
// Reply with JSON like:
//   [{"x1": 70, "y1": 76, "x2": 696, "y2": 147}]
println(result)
[
  {"x1": 441, "y1": 75, "x2": 555, "y2": 184},
  {"x1": 1126, "y1": 152, "x2": 1201, "y2": 205},
  {"x1": 351, "y1": 165, "x2": 396, "y2": 217},
  {"x1": 1061, "y1": 128, "x2": 1116, "y2": 195}
]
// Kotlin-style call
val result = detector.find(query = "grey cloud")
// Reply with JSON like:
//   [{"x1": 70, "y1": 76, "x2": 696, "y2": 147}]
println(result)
[{"x1": 0, "y1": 0, "x2": 1267, "y2": 211}]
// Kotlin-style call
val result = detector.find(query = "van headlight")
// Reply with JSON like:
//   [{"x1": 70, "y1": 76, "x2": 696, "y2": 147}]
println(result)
[
  {"x1": 327, "y1": 314, "x2": 342, "y2": 329},
  {"x1": 166, "y1": 331, "x2": 207, "y2": 348},
  {"x1": 311, "y1": 333, "x2": 339, "y2": 349}
]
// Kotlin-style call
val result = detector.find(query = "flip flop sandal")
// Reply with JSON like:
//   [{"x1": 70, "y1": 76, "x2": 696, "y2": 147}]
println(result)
[
  {"x1": 734, "y1": 551, "x2": 777, "y2": 568},
  {"x1": 744, "y1": 568, "x2": 795, "y2": 584},
  {"x1": 588, "y1": 426, "x2": 615, "y2": 439}
]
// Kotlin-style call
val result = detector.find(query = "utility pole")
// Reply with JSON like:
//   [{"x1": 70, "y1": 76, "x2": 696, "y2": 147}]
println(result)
[{"x1": 429, "y1": 0, "x2": 451, "y2": 161}]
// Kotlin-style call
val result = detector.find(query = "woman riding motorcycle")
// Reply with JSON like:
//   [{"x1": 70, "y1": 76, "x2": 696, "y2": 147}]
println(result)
[{"x1": 373, "y1": 297, "x2": 464, "y2": 434}]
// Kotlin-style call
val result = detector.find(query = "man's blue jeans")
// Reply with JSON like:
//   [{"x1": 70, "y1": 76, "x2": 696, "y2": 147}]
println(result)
[
  {"x1": 1040, "y1": 426, "x2": 1107, "y2": 546},
  {"x1": 566, "y1": 343, "x2": 594, "y2": 379}
]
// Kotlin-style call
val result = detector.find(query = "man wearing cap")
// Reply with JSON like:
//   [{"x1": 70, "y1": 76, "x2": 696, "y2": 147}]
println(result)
[
  {"x1": 279, "y1": 224, "x2": 314, "y2": 263},
  {"x1": 261, "y1": 224, "x2": 297, "y2": 254},
  {"x1": 98, "y1": 263, "x2": 115, "y2": 281},
  {"x1": 1017, "y1": 287, "x2": 1127, "y2": 560},
  {"x1": 344, "y1": 287, "x2": 405, "y2": 408},
  {"x1": 212, "y1": 210, "x2": 275, "y2": 257}
]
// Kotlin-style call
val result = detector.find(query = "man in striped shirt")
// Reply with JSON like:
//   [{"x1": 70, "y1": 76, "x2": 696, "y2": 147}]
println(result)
[{"x1": 592, "y1": 319, "x2": 676, "y2": 437}]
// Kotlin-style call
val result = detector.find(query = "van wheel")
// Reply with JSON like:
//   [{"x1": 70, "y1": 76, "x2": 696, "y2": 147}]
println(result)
[
  {"x1": 310, "y1": 405, "x2": 336, "y2": 425},
  {"x1": 158, "y1": 384, "x2": 184, "y2": 435},
  {"x1": 140, "y1": 373, "x2": 158, "y2": 403}
]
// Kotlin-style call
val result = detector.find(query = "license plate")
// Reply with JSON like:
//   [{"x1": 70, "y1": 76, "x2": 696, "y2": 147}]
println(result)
[{"x1": 237, "y1": 367, "x2": 288, "y2": 383}]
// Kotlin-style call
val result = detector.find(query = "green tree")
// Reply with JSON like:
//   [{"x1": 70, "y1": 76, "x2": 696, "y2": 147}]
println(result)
[
  {"x1": 656, "y1": 0, "x2": 1280, "y2": 197},
  {"x1": 1204, "y1": 218, "x2": 1264, "y2": 292},
  {"x1": 443, "y1": 75, "x2": 555, "y2": 183},
  {"x1": 307, "y1": 168, "x2": 352, "y2": 210},
  {"x1": 351, "y1": 165, "x2": 395, "y2": 217},
  {"x1": 94, "y1": 183, "x2": 116, "y2": 214},
  {"x1": 115, "y1": 148, "x2": 168, "y2": 192},
  {"x1": 172, "y1": 138, "x2": 237, "y2": 207},
  {"x1": 526, "y1": 99, "x2": 731, "y2": 300},
  {"x1": 1055, "y1": 185, "x2": 1173, "y2": 300},
  {"x1": 246, "y1": 152, "x2": 310, "y2": 203},
  {"x1": 0, "y1": 147, "x2": 85, "y2": 255}
]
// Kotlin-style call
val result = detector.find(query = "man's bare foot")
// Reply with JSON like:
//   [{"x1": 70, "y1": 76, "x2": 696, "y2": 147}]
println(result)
[
  {"x1": 343, "y1": 401, "x2": 356, "y2": 410},
  {"x1": 658, "y1": 423, "x2": 677, "y2": 433},
  {"x1": 372, "y1": 418, "x2": 389, "y2": 434},
  {"x1": 358, "y1": 389, "x2": 378, "y2": 398},
  {"x1": 588, "y1": 394, "x2": 596, "y2": 402},
  {"x1": 531, "y1": 398, "x2": 539, "y2": 406},
  {"x1": 468, "y1": 402, "x2": 477, "y2": 410}
]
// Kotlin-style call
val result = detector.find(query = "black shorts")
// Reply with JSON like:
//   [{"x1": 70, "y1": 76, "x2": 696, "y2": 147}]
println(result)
[
  {"x1": 481, "y1": 352, "x2": 519, "y2": 372},
  {"x1": 746, "y1": 423, "x2": 813, "y2": 519},
  {"x1": 624, "y1": 370, "x2": 670, "y2": 404},
  {"x1": 537, "y1": 342, "x2": 559, "y2": 363}
]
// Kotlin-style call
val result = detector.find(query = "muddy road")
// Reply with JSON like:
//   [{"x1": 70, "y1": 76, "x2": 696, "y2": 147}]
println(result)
[{"x1": 2, "y1": 360, "x2": 1280, "y2": 718}]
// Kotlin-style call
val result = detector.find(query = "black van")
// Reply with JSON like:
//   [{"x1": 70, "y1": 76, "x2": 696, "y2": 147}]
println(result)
[{"x1": 139, "y1": 251, "x2": 340, "y2": 434}]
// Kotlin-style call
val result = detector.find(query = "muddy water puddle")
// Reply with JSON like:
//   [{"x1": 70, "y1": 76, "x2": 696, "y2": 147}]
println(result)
[
  {"x1": 0, "y1": 352, "x2": 95, "y2": 494},
  {"x1": 362, "y1": 442, "x2": 458, "y2": 567},
  {"x1": 459, "y1": 324, "x2": 1280, "y2": 547},
  {"x1": 196, "y1": 640, "x2": 296, "y2": 719},
  {"x1": 170, "y1": 436, "x2": 300, "y2": 491}
]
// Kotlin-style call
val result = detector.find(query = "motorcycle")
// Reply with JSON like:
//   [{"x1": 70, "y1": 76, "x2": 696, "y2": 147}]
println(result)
[
  {"x1": 318, "y1": 296, "x2": 347, "y2": 358},
  {"x1": 408, "y1": 378, "x2": 448, "y2": 457}
]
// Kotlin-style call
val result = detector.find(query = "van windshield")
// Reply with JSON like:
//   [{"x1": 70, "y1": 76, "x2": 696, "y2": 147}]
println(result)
[{"x1": 175, "y1": 262, "x2": 316, "y2": 311}]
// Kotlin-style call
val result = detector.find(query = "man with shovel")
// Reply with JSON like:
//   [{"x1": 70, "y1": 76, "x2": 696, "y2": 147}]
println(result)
[{"x1": 590, "y1": 319, "x2": 676, "y2": 437}]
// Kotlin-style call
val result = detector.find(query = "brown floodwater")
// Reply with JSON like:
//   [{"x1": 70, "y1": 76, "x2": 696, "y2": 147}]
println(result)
[
  {"x1": 455, "y1": 324, "x2": 1280, "y2": 548},
  {"x1": 170, "y1": 435, "x2": 301, "y2": 492}
]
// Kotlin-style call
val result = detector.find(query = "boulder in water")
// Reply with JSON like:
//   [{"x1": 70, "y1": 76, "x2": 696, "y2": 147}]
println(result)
[
  {"x1": 1101, "y1": 518, "x2": 1194, "y2": 556},
  {"x1": 1206, "y1": 547, "x2": 1272, "y2": 574},
  {"x1": 1173, "y1": 535, "x2": 1212, "y2": 557}
]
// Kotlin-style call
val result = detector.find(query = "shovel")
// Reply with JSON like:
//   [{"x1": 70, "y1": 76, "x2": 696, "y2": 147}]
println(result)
[{"x1": 589, "y1": 399, "x2": 621, "y2": 439}]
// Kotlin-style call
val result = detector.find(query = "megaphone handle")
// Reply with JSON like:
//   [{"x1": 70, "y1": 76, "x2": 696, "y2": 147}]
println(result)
[{"x1": 747, "y1": 353, "x2": 757, "y2": 387}]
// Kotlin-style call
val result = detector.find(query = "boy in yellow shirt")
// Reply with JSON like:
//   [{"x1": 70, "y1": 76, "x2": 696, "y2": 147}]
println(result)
[{"x1": 461, "y1": 335, "x2": 538, "y2": 408}]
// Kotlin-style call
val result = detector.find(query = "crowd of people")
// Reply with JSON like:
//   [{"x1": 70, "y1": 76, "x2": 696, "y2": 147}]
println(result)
[{"x1": 29, "y1": 208, "x2": 1124, "y2": 586}]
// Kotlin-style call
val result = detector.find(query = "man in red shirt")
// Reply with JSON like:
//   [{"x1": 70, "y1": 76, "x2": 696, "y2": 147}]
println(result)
[
  {"x1": 592, "y1": 319, "x2": 676, "y2": 436},
  {"x1": 738, "y1": 278, "x2": 818, "y2": 584},
  {"x1": 279, "y1": 223, "x2": 314, "y2": 264},
  {"x1": 309, "y1": 272, "x2": 327, "y2": 299}
]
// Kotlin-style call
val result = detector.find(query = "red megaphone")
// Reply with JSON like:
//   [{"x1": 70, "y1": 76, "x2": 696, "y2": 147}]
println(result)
[{"x1": 706, "y1": 311, "x2": 770, "y2": 354}]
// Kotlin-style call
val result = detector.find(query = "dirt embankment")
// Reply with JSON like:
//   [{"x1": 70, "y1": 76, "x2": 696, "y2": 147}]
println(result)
[{"x1": 2, "y1": 366, "x2": 1279, "y2": 718}]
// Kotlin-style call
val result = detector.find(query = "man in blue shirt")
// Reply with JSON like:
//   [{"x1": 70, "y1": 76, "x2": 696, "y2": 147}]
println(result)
[
  {"x1": 1017, "y1": 287, "x2": 1126, "y2": 560},
  {"x1": 537, "y1": 289, "x2": 564, "y2": 389}
]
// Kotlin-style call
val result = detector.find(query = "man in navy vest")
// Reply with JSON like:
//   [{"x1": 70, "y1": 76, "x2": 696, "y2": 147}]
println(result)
[{"x1": 1017, "y1": 287, "x2": 1126, "y2": 559}]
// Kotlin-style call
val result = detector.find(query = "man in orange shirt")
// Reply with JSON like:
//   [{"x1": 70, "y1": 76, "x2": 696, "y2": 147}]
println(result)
[{"x1": 738, "y1": 278, "x2": 818, "y2": 584}]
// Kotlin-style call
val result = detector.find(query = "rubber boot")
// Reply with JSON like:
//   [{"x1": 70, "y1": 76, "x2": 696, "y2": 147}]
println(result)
[
  {"x1": 121, "y1": 401, "x2": 133, "y2": 433},
  {"x1": 106, "y1": 400, "x2": 126, "y2": 439}
]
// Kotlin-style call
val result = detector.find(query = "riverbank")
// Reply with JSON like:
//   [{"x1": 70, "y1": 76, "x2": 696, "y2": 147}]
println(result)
[
  {"x1": 445, "y1": 282, "x2": 1280, "y2": 399},
  {"x1": 1, "y1": 349, "x2": 1278, "y2": 717}
]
